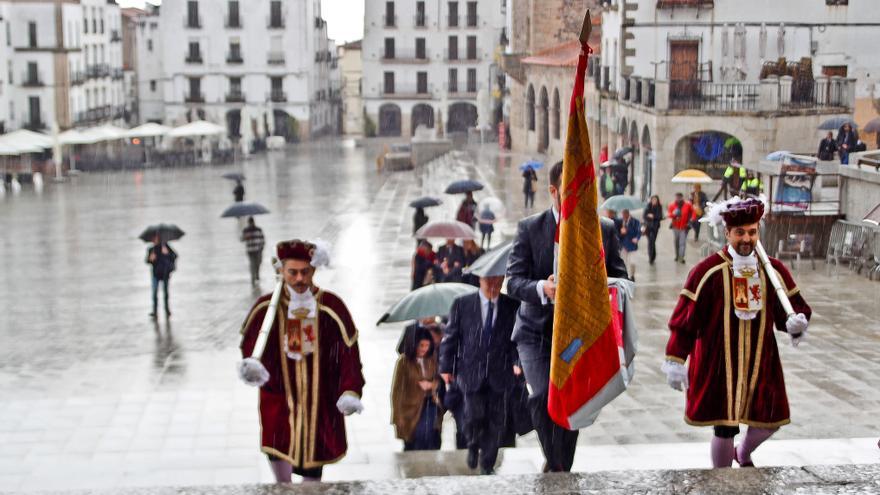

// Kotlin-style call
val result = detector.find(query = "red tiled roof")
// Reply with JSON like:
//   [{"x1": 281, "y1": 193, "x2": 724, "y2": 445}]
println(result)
[{"x1": 521, "y1": 40, "x2": 583, "y2": 68}]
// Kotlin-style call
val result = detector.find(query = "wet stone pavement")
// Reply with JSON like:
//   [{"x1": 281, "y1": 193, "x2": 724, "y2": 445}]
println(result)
[{"x1": 0, "y1": 141, "x2": 878, "y2": 492}]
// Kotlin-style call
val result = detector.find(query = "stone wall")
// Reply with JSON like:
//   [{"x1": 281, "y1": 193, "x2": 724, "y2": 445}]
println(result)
[{"x1": 839, "y1": 159, "x2": 880, "y2": 221}]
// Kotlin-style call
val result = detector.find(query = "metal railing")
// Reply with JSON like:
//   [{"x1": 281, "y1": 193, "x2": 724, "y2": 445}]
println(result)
[
  {"x1": 383, "y1": 14, "x2": 397, "y2": 27},
  {"x1": 780, "y1": 79, "x2": 847, "y2": 109},
  {"x1": 382, "y1": 49, "x2": 430, "y2": 62},
  {"x1": 657, "y1": 0, "x2": 714, "y2": 7},
  {"x1": 111, "y1": 68, "x2": 124, "y2": 80},
  {"x1": 465, "y1": 15, "x2": 478, "y2": 27},
  {"x1": 24, "y1": 117, "x2": 46, "y2": 131},
  {"x1": 414, "y1": 14, "x2": 427, "y2": 27},
  {"x1": 381, "y1": 84, "x2": 432, "y2": 97},
  {"x1": 226, "y1": 91, "x2": 245, "y2": 102},
  {"x1": 184, "y1": 92, "x2": 205, "y2": 103},
  {"x1": 184, "y1": 15, "x2": 202, "y2": 28},
  {"x1": 447, "y1": 15, "x2": 459, "y2": 27},
  {"x1": 670, "y1": 81, "x2": 758, "y2": 111},
  {"x1": 225, "y1": 15, "x2": 242, "y2": 28},
  {"x1": 269, "y1": 90, "x2": 286, "y2": 102},
  {"x1": 227, "y1": 53, "x2": 244, "y2": 64},
  {"x1": 267, "y1": 15, "x2": 285, "y2": 28},
  {"x1": 21, "y1": 72, "x2": 44, "y2": 87},
  {"x1": 185, "y1": 54, "x2": 203, "y2": 64},
  {"x1": 110, "y1": 30, "x2": 121, "y2": 42}
]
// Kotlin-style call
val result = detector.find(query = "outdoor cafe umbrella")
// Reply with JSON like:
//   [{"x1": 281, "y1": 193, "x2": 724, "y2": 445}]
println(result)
[
  {"x1": 818, "y1": 117, "x2": 857, "y2": 131},
  {"x1": 671, "y1": 169, "x2": 713, "y2": 184},
  {"x1": 445, "y1": 179, "x2": 484, "y2": 194},
  {"x1": 139, "y1": 224, "x2": 185, "y2": 243},
  {"x1": 221, "y1": 202, "x2": 270, "y2": 218},
  {"x1": 124, "y1": 123, "x2": 172, "y2": 138},
  {"x1": 222, "y1": 172, "x2": 246, "y2": 181},
  {"x1": 600, "y1": 195, "x2": 646, "y2": 212},
  {"x1": 519, "y1": 159, "x2": 544, "y2": 171},
  {"x1": 464, "y1": 241, "x2": 512, "y2": 278},
  {"x1": 409, "y1": 196, "x2": 442, "y2": 208},
  {"x1": 168, "y1": 120, "x2": 226, "y2": 138},
  {"x1": 377, "y1": 282, "x2": 478, "y2": 325},
  {"x1": 414, "y1": 220, "x2": 478, "y2": 240}
]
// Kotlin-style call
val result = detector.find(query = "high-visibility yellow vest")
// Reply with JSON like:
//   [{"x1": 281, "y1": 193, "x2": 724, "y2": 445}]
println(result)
[{"x1": 724, "y1": 166, "x2": 747, "y2": 179}]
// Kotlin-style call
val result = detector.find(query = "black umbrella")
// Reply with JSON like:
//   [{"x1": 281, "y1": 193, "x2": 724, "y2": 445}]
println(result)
[
  {"x1": 221, "y1": 202, "x2": 270, "y2": 218},
  {"x1": 817, "y1": 117, "x2": 857, "y2": 131},
  {"x1": 613, "y1": 147, "x2": 634, "y2": 160},
  {"x1": 222, "y1": 172, "x2": 246, "y2": 181},
  {"x1": 445, "y1": 179, "x2": 484, "y2": 194},
  {"x1": 139, "y1": 224, "x2": 185, "y2": 243},
  {"x1": 409, "y1": 196, "x2": 443, "y2": 208}
]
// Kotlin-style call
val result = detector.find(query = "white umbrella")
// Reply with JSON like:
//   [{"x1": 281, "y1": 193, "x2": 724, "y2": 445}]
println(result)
[
  {"x1": 0, "y1": 129, "x2": 53, "y2": 149},
  {"x1": 59, "y1": 129, "x2": 97, "y2": 145},
  {"x1": 124, "y1": 122, "x2": 171, "y2": 138},
  {"x1": 169, "y1": 120, "x2": 226, "y2": 138},
  {"x1": 86, "y1": 124, "x2": 127, "y2": 142},
  {"x1": 0, "y1": 141, "x2": 42, "y2": 155}
]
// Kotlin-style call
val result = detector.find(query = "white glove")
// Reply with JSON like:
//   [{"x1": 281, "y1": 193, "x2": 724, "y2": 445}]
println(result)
[
  {"x1": 786, "y1": 313, "x2": 809, "y2": 347},
  {"x1": 336, "y1": 394, "x2": 364, "y2": 416},
  {"x1": 238, "y1": 358, "x2": 270, "y2": 387},
  {"x1": 661, "y1": 360, "x2": 688, "y2": 391}
]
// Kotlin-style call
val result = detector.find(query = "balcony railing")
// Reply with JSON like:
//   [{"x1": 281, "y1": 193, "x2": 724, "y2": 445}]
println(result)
[
  {"x1": 446, "y1": 83, "x2": 477, "y2": 97},
  {"x1": 86, "y1": 64, "x2": 110, "y2": 79},
  {"x1": 780, "y1": 78, "x2": 848, "y2": 109},
  {"x1": 414, "y1": 14, "x2": 427, "y2": 27},
  {"x1": 269, "y1": 90, "x2": 287, "y2": 102},
  {"x1": 24, "y1": 117, "x2": 46, "y2": 131},
  {"x1": 226, "y1": 91, "x2": 245, "y2": 102},
  {"x1": 381, "y1": 84, "x2": 432, "y2": 98},
  {"x1": 447, "y1": 15, "x2": 459, "y2": 27},
  {"x1": 383, "y1": 14, "x2": 397, "y2": 27},
  {"x1": 70, "y1": 71, "x2": 86, "y2": 85},
  {"x1": 268, "y1": 52, "x2": 285, "y2": 64},
  {"x1": 185, "y1": 54, "x2": 203, "y2": 64},
  {"x1": 184, "y1": 15, "x2": 202, "y2": 28},
  {"x1": 111, "y1": 68, "x2": 124, "y2": 80},
  {"x1": 110, "y1": 30, "x2": 121, "y2": 42},
  {"x1": 227, "y1": 53, "x2": 244, "y2": 64},
  {"x1": 465, "y1": 15, "x2": 478, "y2": 27},
  {"x1": 21, "y1": 72, "x2": 44, "y2": 87},
  {"x1": 669, "y1": 81, "x2": 759, "y2": 111},
  {"x1": 225, "y1": 15, "x2": 242, "y2": 28},
  {"x1": 184, "y1": 92, "x2": 205, "y2": 103},
  {"x1": 267, "y1": 15, "x2": 285, "y2": 28},
  {"x1": 382, "y1": 49, "x2": 430, "y2": 63},
  {"x1": 656, "y1": 0, "x2": 714, "y2": 7},
  {"x1": 74, "y1": 105, "x2": 114, "y2": 124}
]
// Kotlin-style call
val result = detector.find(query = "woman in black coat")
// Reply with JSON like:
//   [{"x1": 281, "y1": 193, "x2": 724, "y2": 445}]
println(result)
[{"x1": 642, "y1": 195, "x2": 663, "y2": 265}]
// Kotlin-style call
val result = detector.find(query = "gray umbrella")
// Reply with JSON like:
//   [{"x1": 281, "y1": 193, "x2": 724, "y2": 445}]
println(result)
[
  {"x1": 817, "y1": 117, "x2": 857, "y2": 131},
  {"x1": 464, "y1": 241, "x2": 513, "y2": 278},
  {"x1": 377, "y1": 283, "x2": 477, "y2": 325},
  {"x1": 221, "y1": 202, "x2": 270, "y2": 218},
  {"x1": 862, "y1": 118, "x2": 880, "y2": 134}
]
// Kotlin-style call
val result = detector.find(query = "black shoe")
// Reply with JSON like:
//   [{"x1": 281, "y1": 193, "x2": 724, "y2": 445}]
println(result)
[
  {"x1": 679, "y1": 258, "x2": 686, "y2": 264},
  {"x1": 149, "y1": 312, "x2": 157, "y2": 319},
  {"x1": 466, "y1": 447, "x2": 478, "y2": 470},
  {"x1": 480, "y1": 467, "x2": 495, "y2": 475},
  {"x1": 165, "y1": 310, "x2": 172, "y2": 317}
]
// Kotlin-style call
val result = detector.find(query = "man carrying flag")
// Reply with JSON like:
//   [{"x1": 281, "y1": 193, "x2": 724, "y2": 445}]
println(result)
[{"x1": 507, "y1": 11, "x2": 634, "y2": 473}]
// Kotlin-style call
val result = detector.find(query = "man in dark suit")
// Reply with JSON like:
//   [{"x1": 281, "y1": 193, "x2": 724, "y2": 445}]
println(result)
[
  {"x1": 506, "y1": 160, "x2": 627, "y2": 472},
  {"x1": 440, "y1": 275, "x2": 521, "y2": 475}
]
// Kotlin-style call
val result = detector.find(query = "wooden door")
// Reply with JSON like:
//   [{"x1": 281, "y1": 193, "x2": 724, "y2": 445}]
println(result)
[{"x1": 670, "y1": 41, "x2": 699, "y2": 101}]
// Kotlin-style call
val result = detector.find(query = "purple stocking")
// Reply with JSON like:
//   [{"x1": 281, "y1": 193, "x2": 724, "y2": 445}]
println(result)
[
  {"x1": 736, "y1": 427, "x2": 777, "y2": 465},
  {"x1": 711, "y1": 435, "x2": 735, "y2": 468}
]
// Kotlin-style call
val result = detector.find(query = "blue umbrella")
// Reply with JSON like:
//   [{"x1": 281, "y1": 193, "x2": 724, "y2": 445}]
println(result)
[
  {"x1": 409, "y1": 196, "x2": 442, "y2": 208},
  {"x1": 519, "y1": 160, "x2": 544, "y2": 171},
  {"x1": 817, "y1": 117, "x2": 856, "y2": 131},
  {"x1": 766, "y1": 151, "x2": 791, "y2": 161},
  {"x1": 445, "y1": 179, "x2": 484, "y2": 194}
]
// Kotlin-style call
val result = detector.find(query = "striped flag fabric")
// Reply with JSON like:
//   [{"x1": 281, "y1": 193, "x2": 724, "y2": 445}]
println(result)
[{"x1": 548, "y1": 24, "x2": 632, "y2": 430}]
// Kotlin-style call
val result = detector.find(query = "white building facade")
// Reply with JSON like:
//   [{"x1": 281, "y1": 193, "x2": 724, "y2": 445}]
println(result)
[
  {"x1": 590, "y1": 0, "x2": 876, "y2": 202},
  {"x1": 361, "y1": 0, "x2": 506, "y2": 137},
  {"x1": 155, "y1": 0, "x2": 338, "y2": 142},
  {"x1": 2, "y1": 0, "x2": 124, "y2": 132},
  {"x1": 338, "y1": 40, "x2": 363, "y2": 135}
]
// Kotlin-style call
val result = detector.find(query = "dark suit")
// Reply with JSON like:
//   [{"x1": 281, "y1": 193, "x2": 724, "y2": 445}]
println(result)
[
  {"x1": 437, "y1": 244, "x2": 465, "y2": 283},
  {"x1": 505, "y1": 209, "x2": 627, "y2": 472},
  {"x1": 440, "y1": 292, "x2": 520, "y2": 471}
]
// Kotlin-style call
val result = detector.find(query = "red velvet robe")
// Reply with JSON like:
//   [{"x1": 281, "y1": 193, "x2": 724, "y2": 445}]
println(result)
[
  {"x1": 666, "y1": 250, "x2": 811, "y2": 429},
  {"x1": 240, "y1": 287, "x2": 365, "y2": 468}
]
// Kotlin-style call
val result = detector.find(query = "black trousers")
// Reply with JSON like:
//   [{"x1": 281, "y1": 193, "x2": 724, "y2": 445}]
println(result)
[
  {"x1": 464, "y1": 385, "x2": 508, "y2": 471},
  {"x1": 646, "y1": 228, "x2": 658, "y2": 264},
  {"x1": 517, "y1": 339, "x2": 579, "y2": 472}
]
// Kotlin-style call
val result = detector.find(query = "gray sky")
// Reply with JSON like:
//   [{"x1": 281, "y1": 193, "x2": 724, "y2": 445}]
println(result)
[{"x1": 116, "y1": 0, "x2": 364, "y2": 44}]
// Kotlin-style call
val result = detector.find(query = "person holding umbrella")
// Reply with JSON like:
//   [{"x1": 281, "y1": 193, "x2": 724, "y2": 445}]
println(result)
[
  {"x1": 643, "y1": 195, "x2": 664, "y2": 265},
  {"x1": 146, "y1": 233, "x2": 177, "y2": 318},
  {"x1": 240, "y1": 217, "x2": 266, "y2": 286},
  {"x1": 233, "y1": 179, "x2": 245, "y2": 202},
  {"x1": 522, "y1": 165, "x2": 538, "y2": 209},
  {"x1": 456, "y1": 192, "x2": 478, "y2": 229},
  {"x1": 836, "y1": 123, "x2": 858, "y2": 165},
  {"x1": 477, "y1": 207, "x2": 496, "y2": 250}
]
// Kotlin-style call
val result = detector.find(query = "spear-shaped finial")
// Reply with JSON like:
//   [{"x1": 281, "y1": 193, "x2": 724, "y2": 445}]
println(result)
[{"x1": 580, "y1": 10, "x2": 592, "y2": 44}]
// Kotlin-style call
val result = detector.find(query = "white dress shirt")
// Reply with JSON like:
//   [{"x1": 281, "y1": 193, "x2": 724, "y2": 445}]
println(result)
[
  {"x1": 478, "y1": 290, "x2": 499, "y2": 326},
  {"x1": 536, "y1": 207, "x2": 560, "y2": 305}
]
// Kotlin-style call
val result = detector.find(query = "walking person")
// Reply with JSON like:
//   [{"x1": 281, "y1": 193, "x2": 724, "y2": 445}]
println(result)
[
  {"x1": 413, "y1": 207, "x2": 429, "y2": 237},
  {"x1": 667, "y1": 193, "x2": 695, "y2": 264},
  {"x1": 643, "y1": 195, "x2": 663, "y2": 265},
  {"x1": 233, "y1": 180, "x2": 245, "y2": 202},
  {"x1": 456, "y1": 192, "x2": 478, "y2": 229},
  {"x1": 522, "y1": 166, "x2": 538, "y2": 209},
  {"x1": 146, "y1": 234, "x2": 177, "y2": 318},
  {"x1": 691, "y1": 184, "x2": 708, "y2": 241},
  {"x1": 618, "y1": 209, "x2": 641, "y2": 281},
  {"x1": 392, "y1": 329, "x2": 443, "y2": 451},
  {"x1": 817, "y1": 131, "x2": 838, "y2": 161},
  {"x1": 240, "y1": 217, "x2": 266, "y2": 286},
  {"x1": 477, "y1": 207, "x2": 496, "y2": 250},
  {"x1": 238, "y1": 239, "x2": 365, "y2": 483},
  {"x1": 436, "y1": 239, "x2": 465, "y2": 283},
  {"x1": 460, "y1": 239, "x2": 485, "y2": 287},
  {"x1": 506, "y1": 160, "x2": 627, "y2": 473},
  {"x1": 836, "y1": 123, "x2": 858, "y2": 165},
  {"x1": 411, "y1": 239, "x2": 437, "y2": 290},
  {"x1": 663, "y1": 197, "x2": 811, "y2": 468},
  {"x1": 440, "y1": 275, "x2": 521, "y2": 474}
]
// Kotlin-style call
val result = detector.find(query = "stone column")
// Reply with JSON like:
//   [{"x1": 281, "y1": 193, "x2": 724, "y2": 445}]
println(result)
[
  {"x1": 758, "y1": 77, "x2": 779, "y2": 112},
  {"x1": 779, "y1": 75, "x2": 793, "y2": 107},
  {"x1": 654, "y1": 80, "x2": 669, "y2": 110},
  {"x1": 815, "y1": 76, "x2": 829, "y2": 106}
]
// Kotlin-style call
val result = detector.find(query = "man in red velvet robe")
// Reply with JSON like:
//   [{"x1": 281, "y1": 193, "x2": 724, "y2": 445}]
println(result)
[
  {"x1": 239, "y1": 239, "x2": 365, "y2": 483},
  {"x1": 663, "y1": 198, "x2": 811, "y2": 468}
]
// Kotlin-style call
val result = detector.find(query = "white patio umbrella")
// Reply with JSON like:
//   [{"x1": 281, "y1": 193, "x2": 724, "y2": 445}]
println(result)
[
  {"x1": 0, "y1": 141, "x2": 43, "y2": 155},
  {"x1": 124, "y1": 122, "x2": 171, "y2": 138},
  {"x1": 84, "y1": 124, "x2": 127, "y2": 142},
  {"x1": 168, "y1": 120, "x2": 226, "y2": 138},
  {"x1": 0, "y1": 129, "x2": 53, "y2": 150},
  {"x1": 58, "y1": 129, "x2": 97, "y2": 173}
]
